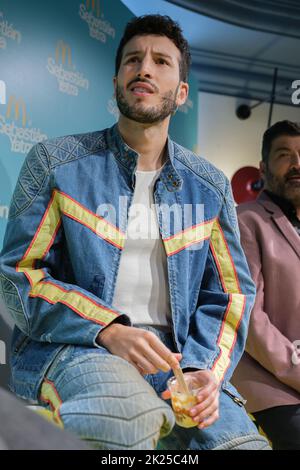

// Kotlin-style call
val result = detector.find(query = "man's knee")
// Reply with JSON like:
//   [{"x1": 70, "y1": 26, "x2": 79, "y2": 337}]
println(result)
[
  {"x1": 44, "y1": 354, "x2": 175, "y2": 449},
  {"x1": 59, "y1": 385, "x2": 174, "y2": 449}
]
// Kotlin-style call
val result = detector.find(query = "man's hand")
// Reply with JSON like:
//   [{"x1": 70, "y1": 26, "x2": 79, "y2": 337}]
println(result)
[
  {"x1": 162, "y1": 369, "x2": 220, "y2": 429},
  {"x1": 97, "y1": 323, "x2": 182, "y2": 375}
]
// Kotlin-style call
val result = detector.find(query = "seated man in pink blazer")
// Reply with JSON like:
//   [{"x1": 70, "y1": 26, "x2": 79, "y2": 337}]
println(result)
[{"x1": 232, "y1": 120, "x2": 300, "y2": 449}]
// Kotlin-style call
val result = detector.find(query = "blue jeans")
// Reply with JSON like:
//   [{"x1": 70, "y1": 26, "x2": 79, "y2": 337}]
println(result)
[{"x1": 38, "y1": 326, "x2": 270, "y2": 450}]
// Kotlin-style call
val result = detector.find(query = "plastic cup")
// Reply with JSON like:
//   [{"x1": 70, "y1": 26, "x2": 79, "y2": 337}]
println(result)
[{"x1": 167, "y1": 373, "x2": 206, "y2": 428}]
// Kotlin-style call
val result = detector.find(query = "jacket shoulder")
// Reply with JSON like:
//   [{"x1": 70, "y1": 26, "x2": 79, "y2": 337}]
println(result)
[
  {"x1": 8, "y1": 130, "x2": 107, "y2": 219},
  {"x1": 40, "y1": 129, "x2": 107, "y2": 168},
  {"x1": 237, "y1": 200, "x2": 265, "y2": 218},
  {"x1": 237, "y1": 200, "x2": 272, "y2": 231},
  {"x1": 173, "y1": 142, "x2": 227, "y2": 196}
]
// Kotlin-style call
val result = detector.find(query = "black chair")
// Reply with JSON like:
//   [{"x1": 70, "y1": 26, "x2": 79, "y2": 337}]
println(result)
[{"x1": 0, "y1": 386, "x2": 90, "y2": 449}]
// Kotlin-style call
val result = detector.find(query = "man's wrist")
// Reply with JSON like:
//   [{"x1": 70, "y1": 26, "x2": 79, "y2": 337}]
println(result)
[{"x1": 96, "y1": 322, "x2": 123, "y2": 347}]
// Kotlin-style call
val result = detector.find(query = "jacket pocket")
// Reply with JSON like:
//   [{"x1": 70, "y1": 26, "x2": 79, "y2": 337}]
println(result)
[{"x1": 90, "y1": 274, "x2": 105, "y2": 298}]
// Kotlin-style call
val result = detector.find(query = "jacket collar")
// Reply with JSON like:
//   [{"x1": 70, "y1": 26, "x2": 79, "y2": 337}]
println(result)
[
  {"x1": 106, "y1": 123, "x2": 182, "y2": 192},
  {"x1": 257, "y1": 190, "x2": 300, "y2": 258}
]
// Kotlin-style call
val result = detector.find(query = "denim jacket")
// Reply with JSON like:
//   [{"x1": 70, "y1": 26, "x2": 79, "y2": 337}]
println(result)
[{"x1": 0, "y1": 124, "x2": 255, "y2": 402}]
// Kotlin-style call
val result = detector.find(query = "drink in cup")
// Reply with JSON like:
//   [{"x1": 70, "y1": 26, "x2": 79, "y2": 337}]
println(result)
[{"x1": 167, "y1": 373, "x2": 206, "y2": 428}]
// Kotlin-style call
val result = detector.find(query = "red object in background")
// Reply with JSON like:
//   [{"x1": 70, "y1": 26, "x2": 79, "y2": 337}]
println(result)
[{"x1": 231, "y1": 166, "x2": 263, "y2": 204}]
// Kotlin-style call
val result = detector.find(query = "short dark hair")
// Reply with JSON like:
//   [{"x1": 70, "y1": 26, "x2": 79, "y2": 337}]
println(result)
[
  {"x1": 115, "y1": 15, "x2": 191, "y2": 83},
  {"x1": 262, "y1": 120, "x2": 300, "y2": 164}
]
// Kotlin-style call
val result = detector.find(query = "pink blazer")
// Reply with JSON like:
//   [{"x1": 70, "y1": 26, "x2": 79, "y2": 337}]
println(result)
[{"x1": 232, "y1": 191, "x2": 300, "y2": 413}]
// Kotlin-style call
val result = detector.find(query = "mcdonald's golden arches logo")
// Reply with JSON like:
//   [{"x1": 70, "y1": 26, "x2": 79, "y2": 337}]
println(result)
[
  {"x1": 55, "y1": 40, "x2": 72, "y2": 67},
  {"x1": 85, "y1": 0, "x2": 101, "y2": 17},
  {"x1": 6, "y1": 95, "x2": 27, "y2": 126}
]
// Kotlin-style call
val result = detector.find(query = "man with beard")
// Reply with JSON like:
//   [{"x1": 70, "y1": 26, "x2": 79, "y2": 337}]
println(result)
[
  {"x1": 232, "y1": 120, "x2": 300, "y2": 449},
  {"x1": 0, "y1": 15, "x2": 269, "y2": 450}
]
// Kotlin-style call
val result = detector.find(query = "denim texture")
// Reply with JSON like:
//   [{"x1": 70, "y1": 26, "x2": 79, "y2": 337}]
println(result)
[
  {"x1": 39, "y1": 326, "x2": 270, "y2": 450},
  {"x1": 0, "y1": 124, "x2": 256, "y2": 402}
]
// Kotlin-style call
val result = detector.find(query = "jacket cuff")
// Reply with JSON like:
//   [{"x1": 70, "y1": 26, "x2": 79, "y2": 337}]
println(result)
[
  {"x1": 180, "y1": 360, "x2": 209, "y2": 371},
  {"x1": 92, "y1": 314, "x2": 132, "y2": 348}
]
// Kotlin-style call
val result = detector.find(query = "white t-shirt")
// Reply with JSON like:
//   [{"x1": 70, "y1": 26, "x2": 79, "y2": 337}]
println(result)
[{"x1": 113, "y1": 167, "x2": 172, "y2": 327}]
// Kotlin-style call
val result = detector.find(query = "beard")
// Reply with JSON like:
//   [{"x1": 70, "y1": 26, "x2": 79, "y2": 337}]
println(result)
[
  {"x1": 265, "y1": 166, "x2": 300, "y2": 208},
  {"x1": 116, "y1": 82, "x2": 178, "y2": 124}
]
